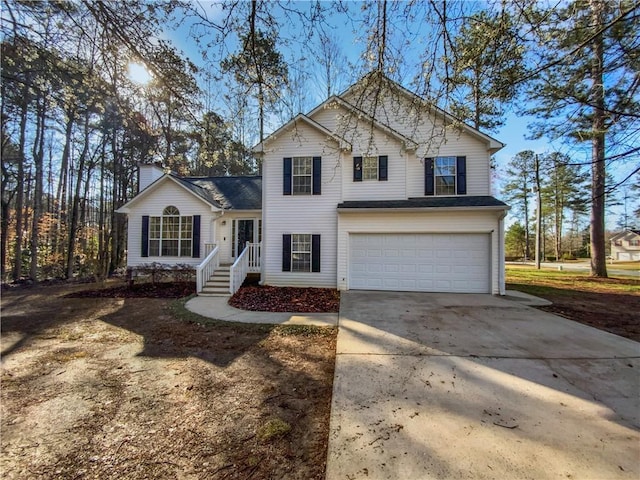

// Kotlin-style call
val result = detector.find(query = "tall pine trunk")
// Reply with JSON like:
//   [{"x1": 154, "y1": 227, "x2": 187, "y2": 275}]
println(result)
[
  {"x1": 12, "y1": 95, "x2": 28, "y2": 281},
  {"x1": 589, "y1": 0, "x2": 607, "y2": 278},
  {"x1": 66, "y1": 114, "x2": 91, "y2": 279},
  {"x1": 54, "y1": 113, "x2": 74, "y2": 256},
  {"x1": 30, "y1": 97, "x2": 47, "y2": 280}
]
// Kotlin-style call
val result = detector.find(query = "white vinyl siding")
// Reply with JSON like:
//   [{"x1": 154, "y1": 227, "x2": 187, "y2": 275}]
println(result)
[
  {"x1": 339, "y1": 89, "x2": 493, "y2": 197},
  {"x1": 337, "y1": 210, "x2": 503, "y2": 294},
  {"x1": 261, "y1": 122, "x2": 341, "y2": 287}
]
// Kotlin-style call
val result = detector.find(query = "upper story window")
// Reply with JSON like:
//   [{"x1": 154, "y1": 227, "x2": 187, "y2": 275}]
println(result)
[
  {"x1": 353, "y1": 156, "x2": 388, "y2": 182},
  {"x1": 629, "y1": 239, "x2": 640, "y2": 247},
  {"x1": 363, "y1": 156, "x2": 379, "y2": 181},
  {"x1": 425, "y1": 156, "x2": 466, "y2": 196},
  {"x1": 293, "y1": 157, "x2": 312, "y2": 194},
  {"x1": 283, "y1": 156, "x2": 321, "y2": 195},
  {"x1": 149, "y1": 206, "x2": 192, "y2": 257},
  {"x1": 435, "y1": 157, "x2": 456, "y2": 195}
]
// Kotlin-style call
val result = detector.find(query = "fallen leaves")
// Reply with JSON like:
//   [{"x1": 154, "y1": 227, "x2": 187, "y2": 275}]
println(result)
[{"x1": 230, "y1": 286, "x2": 340, "y2": 313}]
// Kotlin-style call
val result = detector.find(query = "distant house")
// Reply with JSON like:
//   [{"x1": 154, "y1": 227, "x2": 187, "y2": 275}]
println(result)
[
  {"x1": 118, "y1": 73, "x2": 510, "y2": 295},
  {"x1": 610, "y1": 229, "x2": 640, "y2": 261}
]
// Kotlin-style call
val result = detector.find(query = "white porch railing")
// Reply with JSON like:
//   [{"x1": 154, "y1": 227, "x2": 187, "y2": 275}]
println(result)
[
  {"x1": 204, "y1": 243, "x2": 216, "y2": 256},
  {"x1": 230, "y1": 242, "x2": 261, "y2": 294},
  {"x1": 196, "y1": 244, "x2": 220, "y2": 293}
]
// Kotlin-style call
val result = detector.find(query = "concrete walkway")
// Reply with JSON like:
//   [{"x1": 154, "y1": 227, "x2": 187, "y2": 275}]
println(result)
[
  {"x1": 185, "y1": 295, "x2": 338, "y2": 326},
  {"x1": 326, "y1": 291, "x2": 640, "y2": 480}
]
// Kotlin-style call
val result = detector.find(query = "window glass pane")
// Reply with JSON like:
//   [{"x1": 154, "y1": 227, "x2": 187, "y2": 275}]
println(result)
[
  {"x1": 293, "y1": 175, "x2": 312, "y2": 194},
  {"x1": 436, "y1": 176, "x2": 456, "y2": 195},
  {"x1": 292, "y1": 253, "x2": 311, "y2": 272},
  {"x1": 149, "y1": 240, "x2": 160, "y2": 256},
  {"x1": 293, "y1": 157, "x2": 312, "y2": 174},
  {"x1": 180, "y1": 240, "x2": 192, "y2": 257},
  {"x1": 163, "y1": 206, "x2": 180, "y2": 215},
  {"x1": 435, "y1": 157, "x2": 455, "y2": 175},
  {"x1": 292, "y1": 234, "x2": 311, "y2": 272},
  {"x1": 150, "y1": 217, "x2": 161, "y2": 239},
  {"x1": 292, "y1": 157, "x2": 312, "y2": 195},
  {"x1": 181, "y1": 216, "x2": 192, "y2": 236},
  {"x1": 363, "y1": 156, "x2": 378, "y2": 181},
  {"x1": 162, "y1": 240, "x2": 179, "y2": 256},
  {"x1": 435, "y1": 157, "x2": 456, "y2": 195},
  {"x1": 163, "y1": 216, "x2": 179, "y2": 239}
]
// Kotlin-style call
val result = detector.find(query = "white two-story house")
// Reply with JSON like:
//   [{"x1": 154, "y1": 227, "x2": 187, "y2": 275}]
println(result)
[{"x1": 118, "y1": 73, "x2": 509, "y2": 295}]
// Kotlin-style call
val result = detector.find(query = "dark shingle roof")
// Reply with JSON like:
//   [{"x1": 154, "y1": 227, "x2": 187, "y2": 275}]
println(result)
[
  {"x1": 337, "y1": 196, "x2": 508, "y2": 210},
  {"x1": 182, "y1": 176, "x2": 262, "y2": 210}
]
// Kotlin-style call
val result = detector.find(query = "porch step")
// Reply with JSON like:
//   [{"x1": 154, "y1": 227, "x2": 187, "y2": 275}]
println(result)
[{"x1": 199, "y1": 264, "x2": 231, "y2": 296}]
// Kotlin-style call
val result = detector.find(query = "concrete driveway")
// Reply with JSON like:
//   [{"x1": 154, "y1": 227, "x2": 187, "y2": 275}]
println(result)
[{"x1": 326, "y1": 291, "x2": 640, "y2": 480}]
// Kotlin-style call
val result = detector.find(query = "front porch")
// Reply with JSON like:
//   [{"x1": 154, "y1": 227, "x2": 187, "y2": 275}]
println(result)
[{"x1": 196, "y1": 242, "x2": 261, "y2": 295}]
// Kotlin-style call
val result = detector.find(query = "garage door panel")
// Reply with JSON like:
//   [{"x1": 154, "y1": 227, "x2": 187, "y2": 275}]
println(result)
[{"x1": 350, "y1": 233, "x2": 490, "y2": 293}]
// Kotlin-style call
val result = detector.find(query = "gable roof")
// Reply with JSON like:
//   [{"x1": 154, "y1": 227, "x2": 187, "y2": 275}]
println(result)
[
  {"x1": 339, "y1": 72, "x2": 505, "y2": 153},
  {"x1": 116, "y1": 174, "x2": 261, "y2": 213},
  {"x1": 252, "y1": 113, "x2": 351, "y2": 152},
  {"x1": 610, "y1": 229, "x2": 640, "y2": 241},
  {"x1": 306, "y1": 95, "x2": 419, "y2": 151}
]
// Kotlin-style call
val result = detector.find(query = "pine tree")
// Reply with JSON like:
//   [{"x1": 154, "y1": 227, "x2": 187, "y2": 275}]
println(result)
[
  {"x1": 502, "y1": 150, "x2": 536, "y2": 260},
  {"x1": 526, "y1": 0, "x2": 640, "y2": 276}
]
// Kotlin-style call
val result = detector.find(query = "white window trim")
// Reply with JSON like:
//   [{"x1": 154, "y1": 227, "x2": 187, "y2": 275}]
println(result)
[{"x1": 435, "y1": 156, "x2": 457, "y2": 196}]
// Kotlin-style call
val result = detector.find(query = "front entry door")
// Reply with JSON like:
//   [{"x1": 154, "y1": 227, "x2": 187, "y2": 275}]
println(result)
[{"x1": 233, "y1": 219, "x2": 254, "y2": 258}]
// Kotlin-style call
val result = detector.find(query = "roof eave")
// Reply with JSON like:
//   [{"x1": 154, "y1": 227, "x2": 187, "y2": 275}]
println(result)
[
  {"x1": 337, "y1": 205, "x2": 510, "y2": 213},
  {"x1": 116, "y1": 175, "x2": 221, "y2": 213}
]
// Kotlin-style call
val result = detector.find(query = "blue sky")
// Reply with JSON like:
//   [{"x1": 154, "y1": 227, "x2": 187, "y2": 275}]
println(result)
[{"x1": 158, "y1": 0, "x2": 634, "y2": 229}]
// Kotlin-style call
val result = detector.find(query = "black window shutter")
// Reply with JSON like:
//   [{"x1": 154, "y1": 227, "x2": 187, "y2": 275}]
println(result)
[
  {"x1": 456, "y1": 156, "x2": 467, "y2": 195},
  {"x1": 283, "y1": 157, "x2": 292, "y2": 195},
  {"x1": 425, "y1": 157, "x2": 435, "y2": 196},
  {"x1": 312, "y1": 156, "x2": 322, "y2": 195},
  {"x1": 141, "y1": 215, "x2": 149, "y2": 257},
  {"x1": 192, "y1": 215, "x2": 201, "y2": 258},
  {"x1": 378, "y1": 155, "x2": 388, "y2": 181},
  {"x1": 282, "y1": 234, "x2": 292, "y2": 272},
  {"x1": 353, "y1": 156, "x2": 363, "y2": 182},
  {"x1": 311, "y1": 235, "x2": 321, "y2": 272}
]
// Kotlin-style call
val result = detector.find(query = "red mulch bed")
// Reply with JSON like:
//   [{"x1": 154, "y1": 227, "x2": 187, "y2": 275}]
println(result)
[
  {"x1": 65, "y1": 281, "x2": 196, "y2": 299},
  {"x1": 230, "y1": 285, "x2": 340, "y2": 313}
]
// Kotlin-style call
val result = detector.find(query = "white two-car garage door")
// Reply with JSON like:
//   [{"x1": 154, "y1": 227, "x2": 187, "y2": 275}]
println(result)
[{"x1": 349, "y1": 233, "x2": 491, "y2": 293}]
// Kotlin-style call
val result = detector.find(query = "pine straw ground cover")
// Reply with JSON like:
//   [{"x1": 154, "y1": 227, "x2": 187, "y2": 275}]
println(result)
[
  {"x1": 230, "y1": 285, "x2": 340, "y2": 313},
  {"x1": 1, "y1": 281, "x2": 336, "y2": 480}
]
